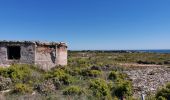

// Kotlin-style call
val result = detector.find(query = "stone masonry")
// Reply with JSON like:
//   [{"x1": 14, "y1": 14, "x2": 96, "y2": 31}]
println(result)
[{"x1": 0, "y1": 40, "x2": 67, "y2": 70}]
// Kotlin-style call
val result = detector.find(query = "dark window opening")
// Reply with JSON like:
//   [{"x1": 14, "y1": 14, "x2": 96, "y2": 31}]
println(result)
[{"x1": 7, "y1": 46, "x2": 21, "y2": 60}]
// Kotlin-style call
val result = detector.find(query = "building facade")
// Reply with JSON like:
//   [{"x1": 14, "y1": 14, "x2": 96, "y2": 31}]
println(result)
[{"x1": 0, "y1": 40, "x2": 67, "y2": 70}]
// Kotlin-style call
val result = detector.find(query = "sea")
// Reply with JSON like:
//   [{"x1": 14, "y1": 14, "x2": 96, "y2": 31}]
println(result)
[
  {"x1": 71, "y1": 50, "x2": 170, "y2": 54},
  {"x1": 136, "y1": 50, "x2": 170, "y2": 54}
]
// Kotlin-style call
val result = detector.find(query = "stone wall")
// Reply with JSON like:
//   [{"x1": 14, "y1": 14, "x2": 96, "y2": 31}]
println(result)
[
  {"x1": 35, "y1": 44, "x2": 67, "y2": 70},
  {"x1": 0, "y1": 46, "x2": 8, "y2": 65},
  {"x1": 0, "y1": 43, "x2": 35, "y2": 66},
  {"x1": 56, "y1": 45, "x2": 67, "y2": 66},
  {"x1": 20, "y1": 44, "x2": 35, "y2": 64},
  {"x1": 35, "y1": 46, "x2": 57, "y2": 70}
]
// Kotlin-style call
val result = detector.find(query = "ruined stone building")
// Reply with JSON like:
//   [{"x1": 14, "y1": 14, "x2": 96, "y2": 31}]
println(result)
[{"x1": 0, "y1": 40, "x2": 67, "y2": 70}]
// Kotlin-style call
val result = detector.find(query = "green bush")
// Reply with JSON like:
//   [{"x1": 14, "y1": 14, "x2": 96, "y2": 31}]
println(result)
[
  {"x1": 166, "y1": 83, "x2": 170, "y2": 89},
  {"x1": 0, "y1": 64, "x2": 32, "y2": 82},
  {"x1": 63, "y1": 86, "x2": 85, "y2": 95},
  {"x1": 108, "y1": 71, "x2": 119, "y2": 81},
  {"x1": 90, "y1": 70, "x2": 102, "y2": 77},
  {"x1": 68, "y1": 68, "x2": 81, "y2": 76},
  {"x1": 156, "y1": 83, "x2": 170, "y2": 100},
  {"x1": 112, "y1": 80, "x2": 132, "y2": 99},
  {"x1": 13, "y1": 83, "x2": 33, "y2": 94},
  {"x1": 89, "y1": 78, "x2": 110, "y2": 98},
  {"x1": 46, "y1": 69, "x2": 73, "y2": 85},
  {"x1": 137, "y1": 60, "x2": 156, "y2": 64},
  {"x1": 77, "y1": 58, "x2": 90, "y2": 66},
  {"x1": 157, "y1": 96, "x2": 166, "y2": 100},
  {"x1": 81, "y1": 69, "x2": 102, "y2": 77}
]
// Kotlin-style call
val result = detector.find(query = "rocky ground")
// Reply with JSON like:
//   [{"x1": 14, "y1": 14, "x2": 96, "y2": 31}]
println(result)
[{"x1": 124, "y1": 65, "x2": 170, "y2": 97}]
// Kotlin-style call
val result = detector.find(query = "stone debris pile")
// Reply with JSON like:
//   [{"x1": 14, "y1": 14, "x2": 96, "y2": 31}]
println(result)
[{"x1": 124, "y1": 66, "x2": 170, "y2": 96}]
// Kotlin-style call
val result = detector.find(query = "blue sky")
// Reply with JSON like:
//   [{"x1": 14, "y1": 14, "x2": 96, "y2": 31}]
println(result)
[{"x1": 0, "y1": 0, "x2": 170, "y2": 50}]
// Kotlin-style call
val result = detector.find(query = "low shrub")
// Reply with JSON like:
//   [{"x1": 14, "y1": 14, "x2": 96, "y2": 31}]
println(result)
[
  {"x1": 0, "y1": 64, "x2": 32, "y2": 82},
  {"x1": 137, "y1": 60, "x2": 156, "y2": 64},
  {"x1": 13, "y1": 83, "x2": 33, "y2": 94},
  {"x1": 164, "y1": 61, "x2": 170, "y2": 64},
  {"x1": 63, "y1": 86, "x2": 85, "y2": 95},
  {"x1": 81, "y1": 69, "x2": 102, "y2": 77},
  {"x1": 53, "y1": 69, "x2": 73, "y2": 85},
  {"x1": 112, "y1": 80, "x2": 132, "y2": 99},
  {"x1": 46, "y1": 69, "x2": 73, "y2": 85},
  {"x1": 89, "y1": 70, "x2": 102, "y2": 77},
  {"x1": 90, "y1": 66, "x2": 102, "y2": 71},
  {"x1": 89, "y1": 78, "x2": 110, "y2": 98},
  {"x1": 68, "y1": 68, "x2": 81, "y2": 76},
  {"x1": 157, "y1": 96, "x2": 166, "y2": 100},
  {"x1": 76, "y1": 58, "x2": 90, "y2": 67},
  {"x1": 36, "y1": 79, "x2": 56, "y2": 95},
  {"x1": 108, "y1": 71, "x2": 119, "y2": 81},
  {"x1": 52, "y1": 77, "x2": 61, "y2": 89},
  {"x1": 156, "y1": 83, "x2": 170, "y2": 100}
]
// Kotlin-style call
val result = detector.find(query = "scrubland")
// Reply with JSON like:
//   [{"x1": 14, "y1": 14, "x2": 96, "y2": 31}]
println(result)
[{"x1": 0, "y1": 51, "x2": 170, "y2": 100}]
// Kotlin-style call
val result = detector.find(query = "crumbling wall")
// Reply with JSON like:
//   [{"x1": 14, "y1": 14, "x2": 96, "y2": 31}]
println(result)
[
  {"x1": 35, "y1": 46, "x2": 57, "y2": 70},
  {"x1": 56, "y1": 45, "x2": 67, "y2": 66},
  {"x1": 20, "y1": 44, "x2": 35, "y2": 64},
  {"x1": 0, "y1": 43, "x2": 35, "y2": 66},
  {"x1": 0, "y1": 46, "x2": 8, "y2": 65}
]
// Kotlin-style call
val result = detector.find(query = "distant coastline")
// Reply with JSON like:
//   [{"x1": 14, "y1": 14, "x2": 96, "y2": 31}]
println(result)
[
  {"x1": 69, "y1": 49, "x2": 170, "y2": 54},
  {"x1": 137, "y1": 50, "x2": 170, "y2": 54}
]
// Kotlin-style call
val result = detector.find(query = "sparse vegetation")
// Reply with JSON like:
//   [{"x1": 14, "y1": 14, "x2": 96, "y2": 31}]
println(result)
[
  {"x1": 46, "y1": 68, "x2": 73, "y2": 85},
  {"x1": 0, "y1": 64, "x2": 32, "y2": 82},
  {"x1": 112, "y1": 80, "x2": 133, "y2": 99},
  {"x1": 13, "y1": 83, "x2": 33, "y2": 94},
  {"x1": 0, "y1": 51, "x2": 170, "y2": 99},
  {"x1": 81, "y1": 69, "x2": 102, "y2": 77},
  {"x1": 156, "y1": 83, "x2": 170, "y2": 100},
  {"x1": 89, "y1": 78, "x2": 110, "y2": 98},
  {"x1": 63, "y1": 86, "x2": 85, "y2": 95},
  {"x1": 108, "y1": 71, "x2": 119, "y2": 81}
]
